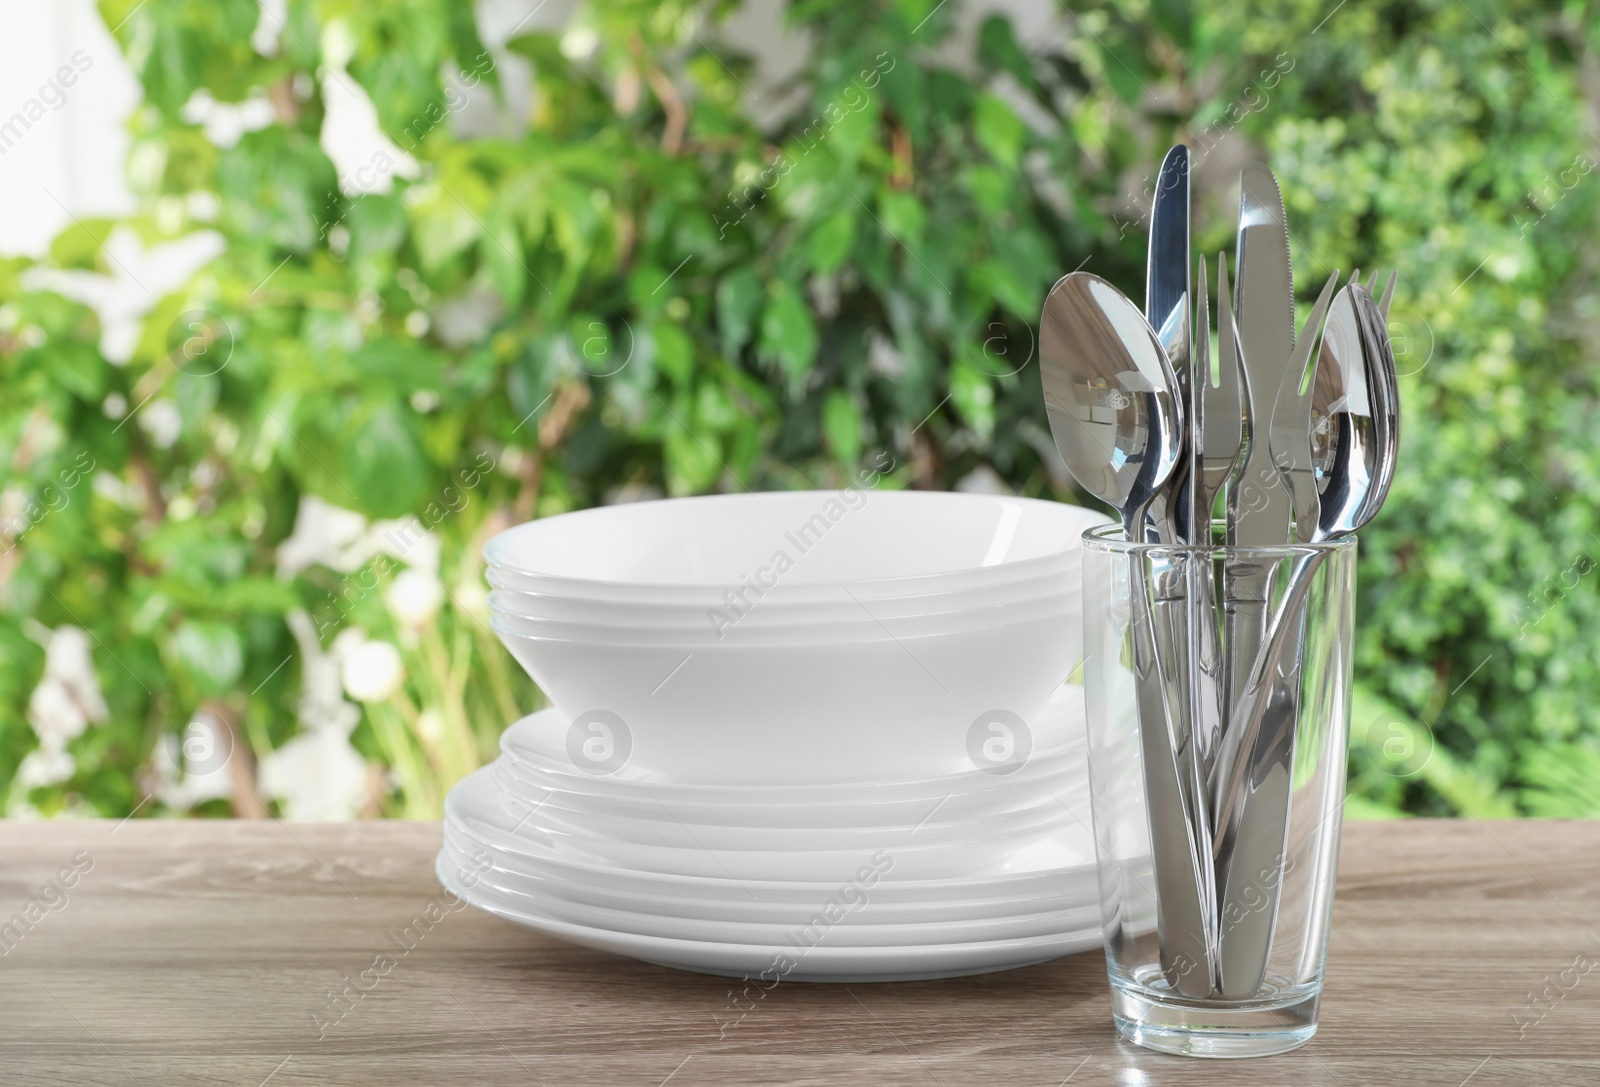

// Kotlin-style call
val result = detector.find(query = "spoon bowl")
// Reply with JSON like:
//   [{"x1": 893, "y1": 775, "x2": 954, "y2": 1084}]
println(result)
[{"x1": 1039, "y1": 272, "x2": 1185, "y2": 541}]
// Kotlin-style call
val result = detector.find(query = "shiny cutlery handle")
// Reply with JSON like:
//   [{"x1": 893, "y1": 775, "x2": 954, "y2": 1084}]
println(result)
[
  {"x1": 1210, "y1": 549, "x2": 1324, "y2": 997},
  {"x1": 1132, "y1": 559, "x2": 1216, "y2": 998},
  {"x1": 1175, "y1": 554, "x2": 1221, "y2": 984},
  {"x1": 1189, "y1": 554, "x2": 1227, "y2": 793}
]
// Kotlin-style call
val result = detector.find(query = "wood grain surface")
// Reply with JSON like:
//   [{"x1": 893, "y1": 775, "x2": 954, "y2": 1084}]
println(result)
[{"x1": 0, "y1": 819, "x2": 1595, "y2": 1086}]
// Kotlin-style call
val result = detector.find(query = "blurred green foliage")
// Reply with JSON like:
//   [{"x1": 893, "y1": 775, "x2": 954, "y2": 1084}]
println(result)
[{"x1": 3, "y1": 0, "x2": 1600, "y2": 818}]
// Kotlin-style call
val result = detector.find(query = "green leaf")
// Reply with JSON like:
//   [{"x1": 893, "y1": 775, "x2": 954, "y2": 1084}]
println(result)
[
  {"x1": 49, "y1": 218, "x2": 116, "y2": 271},
  {"x1": 340, "y1": 402, "x2": 432, "y2": 518},
  {"x1": 949, "y1": 360, "x2": 996, "y2": 442},
  {"x1": 1519, "y1": 744, "x2": 1600, "y2": 817},
  {"x1": 217, "y1": 129, "x2": 338, "y2": 254},
  {"x1": 481, "y1": 208, "x2": 526, "y2": 307},
  {"x1": 893, "y1": 0, "x2": 944, "y2": 34},
  {"x1": 963, "y1": 165, "x2": 1010, "y2": 218},
  {"x1": 973, "y1": 93, "x2": 1025, "y2": 171},
  {"x1": 809, "y1": 211, "x2": 857, "y2": 274},
  {"x1": 822, "y1": 391, "x2": 862, "y2": 465},
  {"x1": 716, "y1": 266, "x2": 763, "y2": 358},
  {"x1": 171, "y1": 620, "x2": 244, "y2": 696},
  {"x1": 653, "y1": 323, "x2": 695, "y2": 385},
  {"x1": 348, "y1": 340, "x2": 448, "y2": 396},
  {"x1": 877, "y1": 189, "x2": 925, "y2": 246},
  {"x1": 31, "y1": 342, "x2": 105, "y2": 401},
  {"x1": 409, "y1": 171, "x2": 491, "y2": 274},
  {"x1": 663, "y1": 417, "x2": 723, "y2": 494},
  {"x1": 758, "y1": 283, "x2": 818, "y2": 387},
  {"x1": 346, "y1": 194, "x2": 408, "y2": 260},
  {"x1": 977, "y1": 15, "x2": 1036, "y2": 91}
]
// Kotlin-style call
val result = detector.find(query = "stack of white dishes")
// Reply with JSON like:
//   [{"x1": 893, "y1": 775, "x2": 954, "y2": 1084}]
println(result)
[{"x1": 442, "y1": 491, "x2": 1111, "y2": 980}]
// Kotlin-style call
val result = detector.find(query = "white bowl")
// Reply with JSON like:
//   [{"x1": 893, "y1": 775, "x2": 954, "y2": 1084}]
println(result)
[
  {"x1": 492, "y1": 707, "x2": 1084, "y2": 822},
  {"x1": 487, "y1": 585, "x2": 1076, "y2": 644},
  {"x1": 483, "y1": 491, "x2": 1107, "y2": 604},
  {"x1": 491, "y1": 620, "x2": 1079, "y2": 784},
  {"x1": 491, "y1": 695, "x2": 1085, "y2": 803},
  {"x1": 482, "y1": 492, "x2": 1101, "y2": 784},
  {"x1": 485, "y1": 567, "x2": 1079, "y2": 631}
]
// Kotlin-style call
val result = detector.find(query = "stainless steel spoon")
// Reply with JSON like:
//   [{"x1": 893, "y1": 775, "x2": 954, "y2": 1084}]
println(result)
[
  {"x1": 1209, "y1": 281, "x2": 1397, "y2": 998},
  {"x1": 1040, "y1": 272, "x2": 1216, "y2": 996},
  {"x1": 1041, "y1": 272, "x2": 1185, "y2": 543}
]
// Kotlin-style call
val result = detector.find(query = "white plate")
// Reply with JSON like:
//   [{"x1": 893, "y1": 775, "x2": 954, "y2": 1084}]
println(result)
[
  {"x1": 491, "y1": 733, "x2": 1086, "y2": 826},
  {"x1": 443, "y1": 794, "x2": 1097, "y2": 903},
  {"x1": 439, "y1": 835, "x2": 1099, "y2": 925},
  {"x1": 448, "y1": 766, "x2": 1089, "y2": 882},
  {"x1": 486, "y1": 760, "x2": 1077, "y2": 850},
  {"x1": 457, "y1": 862, "x2": 1102, "y2": 948},
  {"x1": 441, "y1": 813, "x2": 1096, "y2": 905},
  {"x1": 488, "y1": 754, "x2": 1083, "y2": 832},
  {"x1": 438, "y1": 853, "x2": 1101, "y2": 982}
]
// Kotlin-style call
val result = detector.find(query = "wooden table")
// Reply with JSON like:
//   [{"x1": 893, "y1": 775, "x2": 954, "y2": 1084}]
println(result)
[{"x1": 1, "y1": 820, "x2": 1595, "y2": 1085}]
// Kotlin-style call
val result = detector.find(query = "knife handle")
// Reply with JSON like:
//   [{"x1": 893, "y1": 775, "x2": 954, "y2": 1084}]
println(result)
[
  {"x1": 1132, "y1": 558, "x2": 1216, "y2": 998},
  {"x1": 1210, "y1": 552, "x2": 1326, "y2": 997}
]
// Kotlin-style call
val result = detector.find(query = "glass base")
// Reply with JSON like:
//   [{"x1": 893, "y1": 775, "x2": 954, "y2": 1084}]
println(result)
[{"x1": 1109, "y1": 981, "x2": 1320, "y2": 1058}]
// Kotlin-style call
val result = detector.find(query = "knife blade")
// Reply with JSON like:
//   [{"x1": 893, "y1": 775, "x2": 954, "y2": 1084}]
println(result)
[{"x1": 1147, "y1": 144, "x2": 1191, "y2": 542}]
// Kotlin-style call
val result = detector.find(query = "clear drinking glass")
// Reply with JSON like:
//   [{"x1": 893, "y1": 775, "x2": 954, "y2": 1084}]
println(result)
[{"x1": 1081, "y1": 525, "x2": 1356, "y2": 1057}]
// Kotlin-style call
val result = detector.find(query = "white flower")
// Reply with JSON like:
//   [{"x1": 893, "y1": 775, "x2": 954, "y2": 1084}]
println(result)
[
  {"x1": 27, "y1": 681, "x2": 91, "y2": 747},
  {"x1": 279, "y1": 496, "x2": 445, "y2": 580},
  {"x1": 258, "y1": 728, "x2": 371, "y2": 820},
  {"x1": 26, "y1": 626, "x2": 110, "y2": 747},
  {"x1": 385, "y1": 568, "x2": 445, "y2": 630},
  {"x1": 15, "y1": 747, "x2": 75, "y2": 790},
  {"x1": 150, "y1": 732, "x2": 233, "y2": 811},
  {"x1": 319, "y1": 18, "x2": 357, "y2": 70},
  {"x1": 138, "y1": 398, "x2": 183, "y2": 449},
  {"x1": 180, "y1": 88, "x2": 276, "y2": 148},
  {"x1": 276, "y1": 495, "x2": 371, "y2": 578},
  {"x1": 318, "y1": 63, "x2": 420, "y2": 196},
  {"x1": 560, "y1": 26, "x2": 600, "y2": 60},
  {"x1": 452, "y1": 580, "x2": 488, "y2": 618},
  {"x1": 342, "y1": 640, "x2": 404, "y2": 703},
  {"x1": 286, "y1": 611, "x2": 362, "y2": 738},
  {"x1": 372, "y1": 517, "x2": 441, "y2": 574}
]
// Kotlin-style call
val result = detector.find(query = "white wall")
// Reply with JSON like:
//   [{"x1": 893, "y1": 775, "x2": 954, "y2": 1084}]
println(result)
[{"x1": 0, "y1": 0, "x2": 139, "y2": 256}]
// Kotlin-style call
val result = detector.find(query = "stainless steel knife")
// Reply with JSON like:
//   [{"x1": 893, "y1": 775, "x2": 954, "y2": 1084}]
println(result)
[
  {"x1": 1211, "y1": 274, "x2": 1342, "y2": 999},
  {"x1": 1147, "y1": 144, "x2": 1192, "y2": 544},
  {"x1": 1140, "y1": 143, "x2": 1215, "y2": 996},
  {"x1": 1224, "y1": 164, "x2": 1296, "y2": 719},
  {"x1": 1190, "y1": 253, "x2": 1247, "y2": 790}
]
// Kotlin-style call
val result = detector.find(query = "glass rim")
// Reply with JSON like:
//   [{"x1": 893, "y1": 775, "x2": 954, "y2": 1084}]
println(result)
[{"x1": 1080, "y1": 522, "x2": 1359, "y2": 559}]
